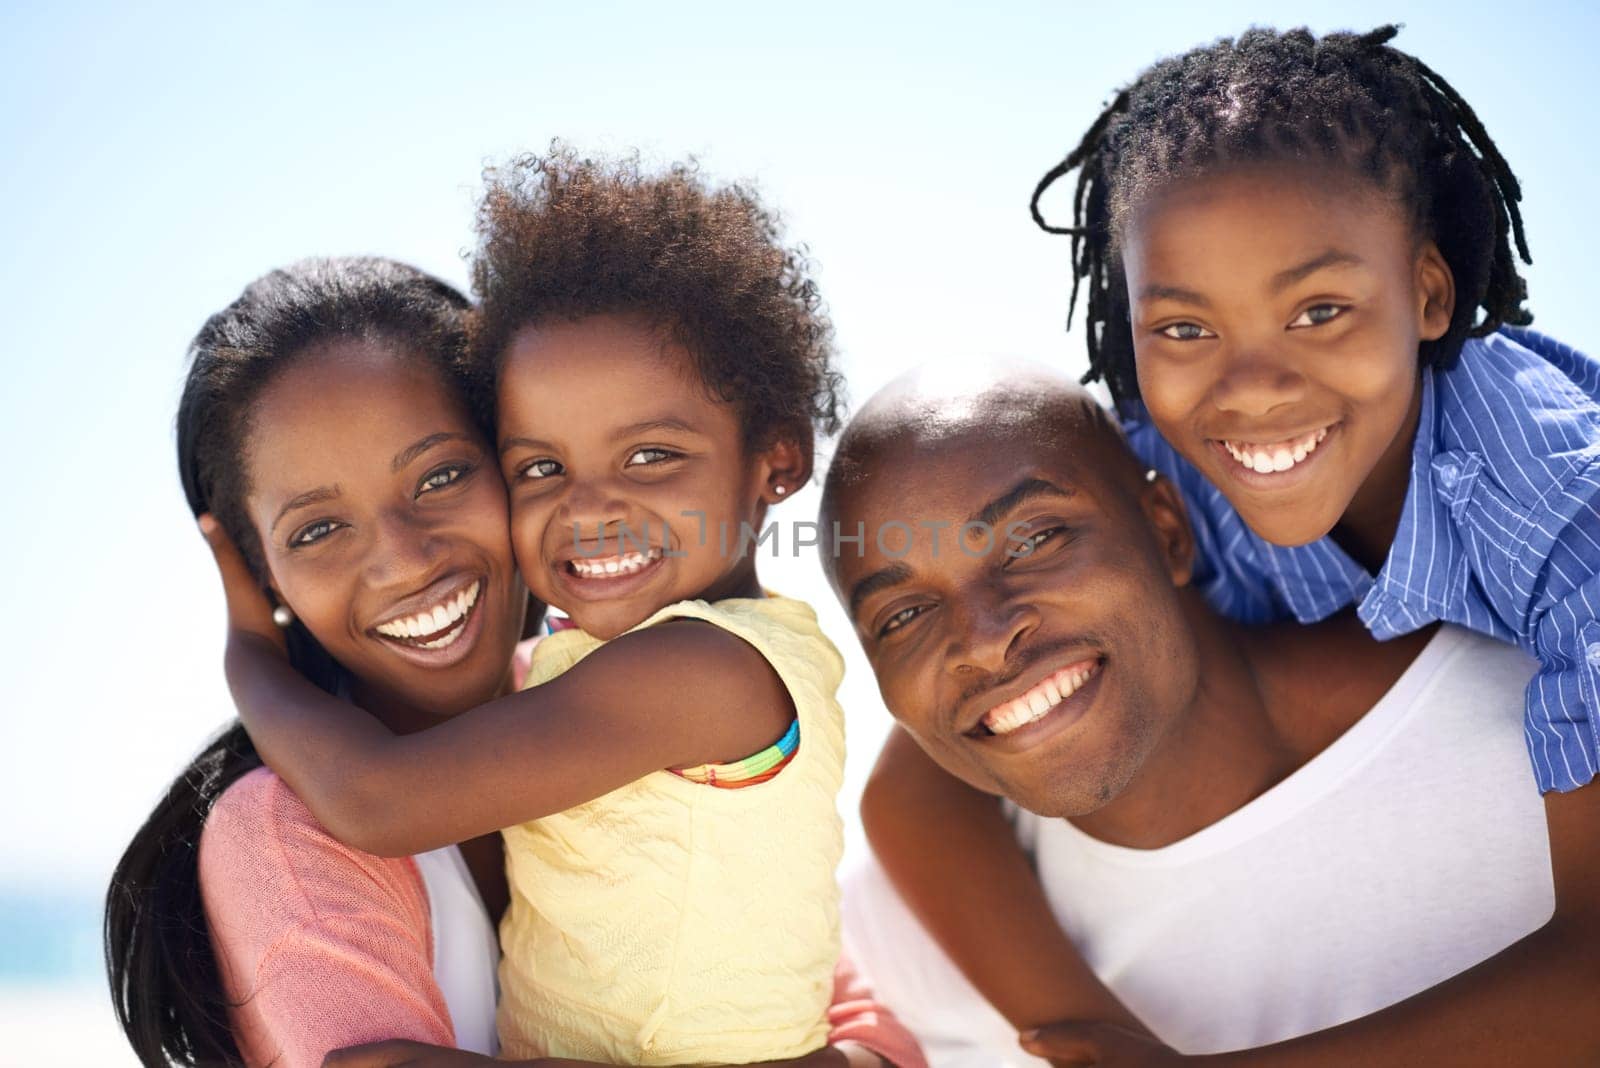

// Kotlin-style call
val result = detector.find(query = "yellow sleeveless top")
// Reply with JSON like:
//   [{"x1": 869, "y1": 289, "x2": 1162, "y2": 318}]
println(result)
[{"x1": 496, "y1": 594, "x2": 846, "y2": 1064}]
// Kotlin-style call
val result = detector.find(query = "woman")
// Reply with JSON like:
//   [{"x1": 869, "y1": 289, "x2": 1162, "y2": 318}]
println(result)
[{"x1": 105, "y1": 256, "x2": 920, "y2": 1068}]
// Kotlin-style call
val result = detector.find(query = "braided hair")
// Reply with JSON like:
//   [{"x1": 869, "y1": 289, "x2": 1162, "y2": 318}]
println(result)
[{"x1": 1031, "y1": 25, "x2": 1533, "y2": 405}]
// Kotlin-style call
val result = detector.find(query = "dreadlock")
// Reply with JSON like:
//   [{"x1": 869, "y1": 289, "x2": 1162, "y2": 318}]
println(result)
[{"x1": 1030, "y1": 25, "x2": 1533, "y2": 405}]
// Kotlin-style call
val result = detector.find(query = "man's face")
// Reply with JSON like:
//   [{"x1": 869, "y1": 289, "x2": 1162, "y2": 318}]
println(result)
[{"x1": 830, "y1": 419, "x2": 1201, "y2": 817}]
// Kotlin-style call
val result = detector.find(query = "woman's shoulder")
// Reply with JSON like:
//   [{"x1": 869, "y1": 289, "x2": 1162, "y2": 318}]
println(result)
[{"x1": 200, "y1": 766, "x2": 427, "y2": 928}]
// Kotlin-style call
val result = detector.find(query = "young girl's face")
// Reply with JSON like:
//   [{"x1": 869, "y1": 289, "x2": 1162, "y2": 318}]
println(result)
[
  {"x1": 244, "y1": 339, "x2": 527, "y2": 721},
  {"x1": 1120, "y1": 164, "x2": 1454, "y2": 554},
  {"x1": 497, "y1": 313, "x2": 781, "y2": 639}
]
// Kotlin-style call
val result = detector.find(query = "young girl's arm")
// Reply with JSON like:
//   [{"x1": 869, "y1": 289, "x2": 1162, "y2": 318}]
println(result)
[
  {"x1": 223, "y1": 621, "x2": 791, "y2": 857},
  {"x1": 860, "y1": 725, "x2": 1147, "y2": 1035},
  {"x1": 203, "y1": 520, "x2": 791, "y2": 859}
]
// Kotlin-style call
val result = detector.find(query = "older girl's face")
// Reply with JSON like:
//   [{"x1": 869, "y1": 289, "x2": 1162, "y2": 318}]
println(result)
[{"x1": 242, "y1": 339, "x2": 525, "y2": 720}]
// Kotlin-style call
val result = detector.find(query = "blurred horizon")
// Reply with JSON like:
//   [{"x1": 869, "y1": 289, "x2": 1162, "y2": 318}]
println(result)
[{"x1": 3, "y1": 2, "x2": 1597, "y2": 1061}]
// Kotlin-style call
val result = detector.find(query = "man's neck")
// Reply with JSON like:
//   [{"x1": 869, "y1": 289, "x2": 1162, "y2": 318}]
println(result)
[{"x1": 1068, "y1": 599, "x2": 1430, "y2": 850}]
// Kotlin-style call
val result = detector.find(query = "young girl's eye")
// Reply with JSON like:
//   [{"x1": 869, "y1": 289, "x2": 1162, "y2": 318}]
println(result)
[
  {"x1": 418, "y1": 463, "x2": 472, "y2": 495},
  {"x1": 626, "y1": 447, "x2": 680, "y2": 467},
  {"x1": 1289, "y1": 303, "x2": 1348, "y2": 328},
  {"x1": 1157, "y1": 321, "x2": 1215, "y2": 341},
  {"x1": 519, "y1": 458, "x2": 564, "y2": 480},
  {"x1": 290, "y1": 519, "x2": 342, "y2": 547},
  {"x1": 878, "y1": 604, "x2": 928, "y2": 638}
]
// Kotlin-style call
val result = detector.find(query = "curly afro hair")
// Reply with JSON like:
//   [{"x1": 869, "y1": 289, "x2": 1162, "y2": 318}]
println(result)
[
  {"x1": 1030, "y1": 25, "x2": 1533, "y2": 405},
  {"x1": 469, "y1": 145, "x2": 843, "y2": 456}
]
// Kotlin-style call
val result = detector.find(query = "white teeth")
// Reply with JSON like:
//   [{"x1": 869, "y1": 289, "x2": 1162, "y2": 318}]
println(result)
[
  {"x1": 375, "y1": 580, "x2": 482, "y2": 642},
  {"x1": 981, "y1": 661, "x2": 1101, "y2": 736},
  {"x1": 1222, "y1": 427, "x2": 1329, "y2": 476},
  {"x1": 570, "y1": 549, "x2": 662, "y2": 578}
]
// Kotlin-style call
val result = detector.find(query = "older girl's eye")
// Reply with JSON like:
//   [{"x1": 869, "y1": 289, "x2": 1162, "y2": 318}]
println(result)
[
  {"x1": 626, "y1": 447, "x2": 680, "y2": 466},
  {"x1": 520, "y1": 458, "x2": 563, "y2": 480},
  {"x1": 1289, "y1": 304, "x2": 1348, "y2": 328},
  {"x1": 878, "y1": 604, "x2": 928, "y2": 637},
  {"x1": 291, "y1": 519, "x2": 342, "y2": 547},
  {"x1": 418, "y1": 463, "x2": 471, "y2": 495},
  {"x1": 1158, "y1": 321, "x2": 1215, "y2": 341}
]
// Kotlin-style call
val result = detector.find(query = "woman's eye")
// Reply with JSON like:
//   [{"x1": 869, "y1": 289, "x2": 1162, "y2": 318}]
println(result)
[
  {"x1": 1289, "y1": 303, "x2": 1348, "y2": 328},
  {"x1": 626, "y1": 447, "x2": 680, "y2": 467},
  {"x1": 878, "y1": 604, "x2": 928, "y2": 637},
  {"x1": 418, "y1": 463, "x2": 471, "y2": 495},
  {"x1": 1158, "y1": 322, "x2": 1214, "y2": 341},
  {"x1": 520, "y1": 458, "x2": 564, "y2": 480},
  {"x1": 291, "y1": 519, "x2": 342, "y2": 547}
]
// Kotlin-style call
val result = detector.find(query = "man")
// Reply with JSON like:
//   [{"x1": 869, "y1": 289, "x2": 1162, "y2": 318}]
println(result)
[{"x1": 818, "y1": 364, "x2": 1598, "y2": 1066}]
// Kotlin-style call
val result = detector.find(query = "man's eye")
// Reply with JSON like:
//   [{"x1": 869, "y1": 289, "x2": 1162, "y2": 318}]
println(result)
[
  {"x1": 1289, "y1": 304, "x2": 1348, "y2": 328},
  {"x1": 520, "y1": 458, "x2": 563, "y2": 480},
  {"x1": 291, "y1": 519, "x2": 341, "y2": 547},
  {"x1": 1158, "y1": 322, "x2": 1214, "y2": 341},
  {"x1": 418, "y1": 463, "x2": 470, "y2": 494},
  {"x1": 1006, "y1": 526, "x2": 1067, "y2": 560},
  {"x1": 626, "y1": 447, "x2": 680, "y2": 466},
  {"x1": 878, "y1": 605, "x2": 927, "y2": 637}
]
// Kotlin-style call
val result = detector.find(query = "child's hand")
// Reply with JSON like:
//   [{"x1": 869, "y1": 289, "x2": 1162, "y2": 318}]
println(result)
[
  {"x1": 1020, "y1": 1020, "x2": 1185, "y2": 1067},
  {"x1": 198, "y1": 513, "x2": 285, "y2": 655}
]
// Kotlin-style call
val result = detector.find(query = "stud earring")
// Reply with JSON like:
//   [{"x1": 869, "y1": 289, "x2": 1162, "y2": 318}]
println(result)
[
  {"x1": 272, "y1": 605, "x2": 295, "y2": 628},
  {"x1": 1144, "y1": 469, "x2": 1159, "y2": 483},
  {"x1": 774, "y1": 485, "x2": 788, "y2": 497}
]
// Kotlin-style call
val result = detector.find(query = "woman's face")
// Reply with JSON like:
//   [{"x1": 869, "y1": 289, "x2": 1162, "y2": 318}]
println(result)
[{"x1": 241, "y1": 338, "x2": 526, "y2": 720}]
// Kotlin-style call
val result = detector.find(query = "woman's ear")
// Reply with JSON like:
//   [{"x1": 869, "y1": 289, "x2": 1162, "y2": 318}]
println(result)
[
  {"x1": 1139, "y1": 473, "x2": 1196, "y2": 587},
  {"x1": 757, "y1": 428, "x2": 813, "y2": 505},
  {"x1": 1416, "y1": 240, "x2": 1456, "y2": 342}
]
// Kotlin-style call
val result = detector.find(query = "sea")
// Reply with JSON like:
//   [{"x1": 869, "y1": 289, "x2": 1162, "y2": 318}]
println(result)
[{"x1": 0, "y1": 888, "x2": 136, "y2": 1066}]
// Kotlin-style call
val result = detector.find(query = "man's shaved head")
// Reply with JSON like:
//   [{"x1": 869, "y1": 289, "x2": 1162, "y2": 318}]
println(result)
[{"x1": 820, "y1": 361, "x2": 1144, "y2": 586}]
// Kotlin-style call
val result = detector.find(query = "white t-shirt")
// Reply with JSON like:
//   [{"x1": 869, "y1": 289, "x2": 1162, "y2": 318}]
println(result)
[
  {"x1": 413, "y1": 845, "x2": 501, "y2": 1055},
  {"x1": 843, "y1": 625, "x2": 1555, "y2": 1064}
]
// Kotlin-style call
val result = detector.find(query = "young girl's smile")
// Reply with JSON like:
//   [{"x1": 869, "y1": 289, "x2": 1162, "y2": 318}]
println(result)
[
  {"x1": 1122, "y1": 164, "x2": 1454, "y2": 562},
  {"x1": 498, "y1": 312, "x2": 787, "y2": 639}
]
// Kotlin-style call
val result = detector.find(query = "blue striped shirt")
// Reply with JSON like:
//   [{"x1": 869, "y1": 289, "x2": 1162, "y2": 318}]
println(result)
[{"x1": 1125, "y1": 327, "x2": 1600, "y2": 793}]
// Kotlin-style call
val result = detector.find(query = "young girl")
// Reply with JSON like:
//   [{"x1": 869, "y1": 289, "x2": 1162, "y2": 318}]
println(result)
[
  {"x1": 865, "y1": 24, "x2": 1600, "y2": 1066},
  {"x1": 217, "y1": 151, "x2": 917, "y2": 1068}
]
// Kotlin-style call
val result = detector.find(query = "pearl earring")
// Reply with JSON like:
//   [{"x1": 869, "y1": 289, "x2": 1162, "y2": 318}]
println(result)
[
  {"x1": 272, "y1": 605, "x2": 295, "y2": 628},
  {"x1": 774, "y1": 485, "x2": 787, "y2": 496}
]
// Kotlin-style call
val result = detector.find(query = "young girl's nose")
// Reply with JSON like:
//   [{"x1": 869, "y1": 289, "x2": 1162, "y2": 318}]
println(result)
[
  {"x1": 1208, "y1": 346, "x2": 1308, "y2": 417},
  {"x1": 556, "y1": 480, "x2": 634, "y2": 543}
]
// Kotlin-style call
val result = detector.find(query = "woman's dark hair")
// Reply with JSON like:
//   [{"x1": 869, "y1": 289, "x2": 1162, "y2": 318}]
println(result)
[
  {"x1": 105, "y1": 257, "x2": 476, "y2": 1066},
  {"x1": 1030, "y1": 24, "x2": 1534, "y2": 405},
  {"x1": 469, "y1": 145, "x2": 843, "y2": 455}
]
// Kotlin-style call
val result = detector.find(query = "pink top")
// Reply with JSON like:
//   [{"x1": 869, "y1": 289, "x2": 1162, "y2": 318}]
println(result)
[{"x1": 199, "y1": 768, "x2": 926, "y2": 1068}]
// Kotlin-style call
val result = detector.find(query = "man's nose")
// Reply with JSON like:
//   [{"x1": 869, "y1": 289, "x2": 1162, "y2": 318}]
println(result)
[{"x1": 944, "y1": 592, "x2": 1041, "y2": 677}]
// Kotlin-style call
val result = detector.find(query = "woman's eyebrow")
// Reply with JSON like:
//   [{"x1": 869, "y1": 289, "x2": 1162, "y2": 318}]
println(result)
[
  {"x1": 1138, "y1": 283, "x2": 1210, "y2": 306},
  {"x1": 391, "y1": 431, "x2": 476, "y2": 473},
  {"x1": 271, "y1": 486, "x2": 340, "y2": 535},
  {"x1": 1269, "y1": 248, "x2": 1365, "y2": 294}
]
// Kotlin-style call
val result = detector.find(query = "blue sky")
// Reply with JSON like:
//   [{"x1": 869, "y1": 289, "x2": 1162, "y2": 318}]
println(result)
[{"x1": 2, "y1": 0, "x2": 1596, "y2": 945}]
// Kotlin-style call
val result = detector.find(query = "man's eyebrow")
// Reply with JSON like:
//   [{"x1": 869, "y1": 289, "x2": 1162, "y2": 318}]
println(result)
[
  {"x1": 849, "y1": 562, "x2": 914, "y2": 620},
  {"x1": 392, "y1": 431, "x2": 476, "y2": 473},
  {"x1": 1270, "y1": 248, "x2": 1365, "y2": 294},
  {"x1": 271, "y1": 486, "x2": 340, "y2": 535},
  {"x1": 968, "y1": 477, "x2": 1076, "y2": 531}
]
